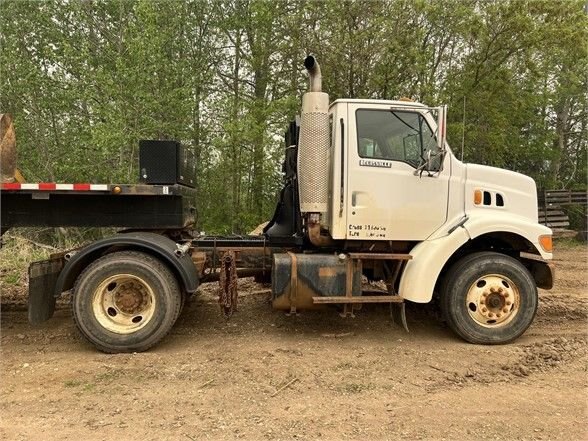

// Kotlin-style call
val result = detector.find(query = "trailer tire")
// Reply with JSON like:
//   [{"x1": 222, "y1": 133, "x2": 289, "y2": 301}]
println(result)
[
  {"x1": 440, "y1": 251, "x2": 537, "y2": 344},
  {"x1": 72, "y1": 251, "x2": 182, "y2": 353}
]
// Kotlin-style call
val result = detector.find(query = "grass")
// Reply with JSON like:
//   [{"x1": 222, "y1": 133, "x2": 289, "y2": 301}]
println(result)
[
  {"x1": 63, "y1": 379, "x2": 97, "y2": 392},
  {"x1": 0, "y1": 227, "x2": 110, "y2": 291},
  {"x1": 336, "y1": 382, "x2": 375, "y2": 394},
  {"x1": 554, "y1": 236, "x2": 586, "y2": 249},
  {"x1": 0, "y1": 234, "x2": 52, "y2": 290},
  {"x1": 94, "y1": 370, "x2": 123, "y2": 383},
  {"x1": 63, "y1": 379, "x2": 82, "y2": 388}
]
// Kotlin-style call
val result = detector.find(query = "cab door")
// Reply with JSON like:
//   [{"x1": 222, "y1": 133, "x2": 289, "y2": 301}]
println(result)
[{"x1": 345, "y1": 103, "x2": 450, "y2": 241}]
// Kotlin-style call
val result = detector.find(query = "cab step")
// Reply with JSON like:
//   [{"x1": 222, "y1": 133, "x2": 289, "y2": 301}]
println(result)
[
  {"x1": 312, "y1": 295, "x2": 404, "y2": 304},
  {"x1": 347, "y1": 252, "x2": 412, "y2": 261},
  {"x1": 312, "y1": 295, "x2": 409, "y2": 332}
]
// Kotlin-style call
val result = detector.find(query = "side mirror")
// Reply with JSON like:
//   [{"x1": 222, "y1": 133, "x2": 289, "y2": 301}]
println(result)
[
  {"x1": 437, "y1": 105, "x2": 447, "y2": 150},
  {"x1": 413, "y1": 148, "x2": 438, "y2": 177},
  {"x1": 425, "y1": 149, "x2": 434, "y2": 170},
  {"x1": 412, "y1": 104, "x2": 448, "y2": 177}
]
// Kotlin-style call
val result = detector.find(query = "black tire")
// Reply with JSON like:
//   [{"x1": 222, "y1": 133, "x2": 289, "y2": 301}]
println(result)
[
  {"x1": 440, "y1": 251, "x2": 537, "y2": 344},
  {"x1": 72, "y1": 251, "x2": 182, "y2": 353}
]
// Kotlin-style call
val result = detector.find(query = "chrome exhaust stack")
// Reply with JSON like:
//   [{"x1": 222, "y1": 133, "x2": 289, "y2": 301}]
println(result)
[
  {"x1": 297, "y1": 56, "x2": 334, "y2": 246},
  {"x1": 298, "y1": 56, "x2": 329, "y2": 215},
  {"x1": 304, "y1": 55, "x2": 322, "y2": 93}
]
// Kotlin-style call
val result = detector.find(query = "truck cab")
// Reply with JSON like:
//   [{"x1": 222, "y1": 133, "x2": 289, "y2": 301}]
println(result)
[
  {"x1": 267, "y1": 56, "x2": 553, "y2": 345},
  {"x1": 326, "y1": 98, "x2": 551, "y2": 253}
]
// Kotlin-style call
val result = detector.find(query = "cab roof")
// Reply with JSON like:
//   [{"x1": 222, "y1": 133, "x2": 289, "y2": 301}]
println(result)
[{"x1": 329, "y1": 98, "x2": 427, "y2": 109}]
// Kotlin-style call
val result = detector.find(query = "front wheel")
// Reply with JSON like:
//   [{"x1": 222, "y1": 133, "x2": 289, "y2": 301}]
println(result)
[
  {"x1": 72, "y1": 251, "x2": 182, "y2": 353},
  {"x1": 440, "y1": 251, "x2": 537, "y2": 344}
]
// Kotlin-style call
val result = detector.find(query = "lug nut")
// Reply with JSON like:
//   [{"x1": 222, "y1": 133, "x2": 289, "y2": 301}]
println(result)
[
  {"x1": 506, "y1": 301, "x2": 512, "y2": 306},
  {"x1": 504, "y1": 293, "x2": 510, "y2": 298},
  {"x1": 490, "y1": 287, "x2": 497, "y2": 293},
  {"x1": 503, "y1": 307, "x2": 509, "y2": 313},
  {"x1": 497, "y1": 313, "x2": 502, "y2": 318},
  {"x1": 488, "y1": 312, "x2": 494, "y2": 318},
  {"x1": 481, "y1": 307, "x2": 488, "y2": 313}
]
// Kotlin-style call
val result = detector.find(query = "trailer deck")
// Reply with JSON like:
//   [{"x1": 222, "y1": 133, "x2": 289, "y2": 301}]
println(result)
[{"x1": 0, "y1": 182, "x2": 196, "y2": 234}]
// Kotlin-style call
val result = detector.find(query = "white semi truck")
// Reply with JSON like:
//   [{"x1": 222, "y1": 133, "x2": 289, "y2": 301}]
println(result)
[{"x1": 1, "y1": 56, "x2": 554, "y2": 353}]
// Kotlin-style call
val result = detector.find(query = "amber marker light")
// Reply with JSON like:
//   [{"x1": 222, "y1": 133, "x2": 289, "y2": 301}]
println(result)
[
  {"x1": 474, "y1": 189, "x2": 482, "y2": 205},
  {"x1": 539, "y1": 235, "x2": 553, "y2": 253},
  {"x1": 112, "y1": 186, "x2": 122, "y2": 195}
]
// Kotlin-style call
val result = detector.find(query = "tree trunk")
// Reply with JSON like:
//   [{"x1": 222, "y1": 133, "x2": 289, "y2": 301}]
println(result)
[{"x1": 551, "y1": 98, "x2": 569, "y2": 188}]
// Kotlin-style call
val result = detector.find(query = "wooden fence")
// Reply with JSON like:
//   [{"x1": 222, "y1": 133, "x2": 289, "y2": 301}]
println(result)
[{"x1": 537, "y1": 189, "x2": 587, "y2": 233}]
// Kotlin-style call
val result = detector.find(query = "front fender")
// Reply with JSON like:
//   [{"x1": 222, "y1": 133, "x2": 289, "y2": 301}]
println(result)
[
  {"x1": 54, "y1": 232, "x2": 199, "y2": 298},
  {"x1": 464, "y1": 213, "x2": 552, "y2": 260},
  {"x1": 399, "y1": 227, "x2": 470, "y2": 303},
  {"x1": 400, "y1": 215, "x2": 552, "y2": 303}
]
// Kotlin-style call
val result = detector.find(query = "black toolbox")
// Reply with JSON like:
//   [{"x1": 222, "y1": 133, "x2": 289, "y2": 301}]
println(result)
[{"x1": 139, "y1": 140, "x2": 195, "y2": 187}]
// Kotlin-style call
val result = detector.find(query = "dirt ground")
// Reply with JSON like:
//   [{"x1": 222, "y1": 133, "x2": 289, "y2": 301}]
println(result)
[{"x1": 1, "y1": 245, "x2": 586, "y2": 441}]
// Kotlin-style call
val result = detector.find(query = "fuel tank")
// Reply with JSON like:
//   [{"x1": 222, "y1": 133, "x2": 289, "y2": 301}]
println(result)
[{"x1": 271, "y1": 253, "x2": 361, "y2": 311}]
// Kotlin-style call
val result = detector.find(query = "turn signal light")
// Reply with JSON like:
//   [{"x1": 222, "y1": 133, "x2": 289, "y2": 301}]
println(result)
[
  {"x1": 474, "y1": 189, "x2": 482, "y2": 205},
  {"x1": 539, "y1": 235, "x2": 553, "y2": 253}
]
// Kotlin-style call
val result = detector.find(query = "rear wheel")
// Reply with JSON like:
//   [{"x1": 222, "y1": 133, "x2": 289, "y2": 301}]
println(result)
[
  {"x1": 441, "y1": 251, "x2": 537, "y2": 344},
  {"x1": 72, "y1": 251, "x2": 182, "y2": 353}
]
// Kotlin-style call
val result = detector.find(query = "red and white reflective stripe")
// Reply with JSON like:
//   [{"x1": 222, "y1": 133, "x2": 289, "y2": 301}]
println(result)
[{"x1": 0, "y1": 182, "x2": 109, "y2": 191}]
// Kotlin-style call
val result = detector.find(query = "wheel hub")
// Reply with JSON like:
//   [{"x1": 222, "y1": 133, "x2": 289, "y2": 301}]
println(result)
[
  {"x1": 92, "y1": 274, "x2": 156, "y2": 334},
  {"x1": 466, "y1": 274, "x2": 520, "y2": 327},
  {"x1": 114, "y1": 281, "x2": 150, "y2": 314}
]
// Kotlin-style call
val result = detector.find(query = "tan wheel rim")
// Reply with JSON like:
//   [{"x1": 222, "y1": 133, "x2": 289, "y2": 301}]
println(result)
[
  {"x1": 92, "y1": 274, "x2": 156, "y2": 334},
  {"x1": 466, "y1": 274, "x2": 520, "y2": 328}
]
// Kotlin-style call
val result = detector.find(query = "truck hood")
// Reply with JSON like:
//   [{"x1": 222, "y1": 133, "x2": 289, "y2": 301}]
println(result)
[{"x1": 466, "y1": 164, "x2": 539, "y2": 222}]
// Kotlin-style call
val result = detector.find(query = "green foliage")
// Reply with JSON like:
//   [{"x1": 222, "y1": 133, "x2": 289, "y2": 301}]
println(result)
[
  {"x1": 565, "y1": 204, "x2": 587, "y2": 232},
  {"x1": 1, "y1": 0, "x2": 586, "y2": 234},
  {"x1": 554, "y1": 236, "x2": 586, "y2": 248},
  {"x1": 0, "y1": 234, "x2": 51, "y2": 289}
]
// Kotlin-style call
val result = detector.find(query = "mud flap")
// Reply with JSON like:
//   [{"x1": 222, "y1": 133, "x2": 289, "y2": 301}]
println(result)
[
  {"x1": 390, "y1": 302, "x2": 409, "y2": 333},
  {"x1": 28, "y1": 258, "x2": 64, "y2": 324}
]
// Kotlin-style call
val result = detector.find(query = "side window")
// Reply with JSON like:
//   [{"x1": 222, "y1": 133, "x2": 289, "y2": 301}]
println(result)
[{"x1": 356, "y1": 109, "x2": 439, "y2": 169}]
